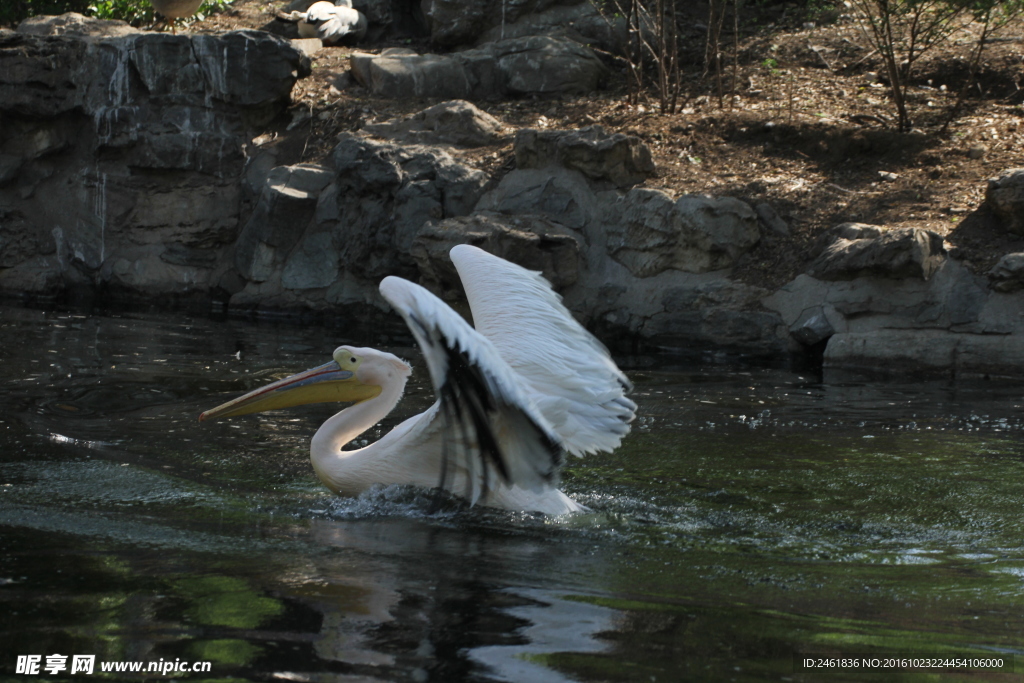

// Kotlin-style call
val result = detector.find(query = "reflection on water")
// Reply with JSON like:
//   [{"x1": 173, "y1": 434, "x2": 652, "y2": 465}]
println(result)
[{"x1": 1, "y1": 304, "x2": 1024, "y2": 681}]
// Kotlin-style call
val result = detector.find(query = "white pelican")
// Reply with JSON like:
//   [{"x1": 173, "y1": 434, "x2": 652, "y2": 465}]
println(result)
[
  {"x1": 200, "y1": 245, "x2": 636, "y2": 514},
  {"x1": 278, "y1": 0, "x2": 368, "y2": 45},
  {"x1": 149, "y1": 0, "x2": 204, "y2": 33}
]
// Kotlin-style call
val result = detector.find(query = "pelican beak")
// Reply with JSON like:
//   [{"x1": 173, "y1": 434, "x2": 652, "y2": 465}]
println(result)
[{"x1": 199, "y1": 360, "x2": 382, "y2": 422}]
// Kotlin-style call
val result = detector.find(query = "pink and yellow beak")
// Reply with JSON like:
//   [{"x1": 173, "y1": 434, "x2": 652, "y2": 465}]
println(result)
[{"x1": 199, "y1": 360, "x2": 382, "y2": 422}]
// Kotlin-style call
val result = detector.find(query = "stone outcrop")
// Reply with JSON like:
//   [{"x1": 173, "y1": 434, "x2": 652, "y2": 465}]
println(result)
[
  {"x1": 807, "y1": 224, "x2": 946, "y2": 281},
  {"x1": 348, "y1": 36, "x2": 607, "y2": 100},
  {"x1": 363, "y1": 100, "x2": 507, "y2": 147},
  {"x1": 515, "y1": 125, "x2": 654, "y2": 188},
  {"x1": 0, "y1": 20, "x2": 309, "y2": 298},
  {"x1": 17, "y1": 12, "x2": 140, "y2": 37},
  {"x1": 607, "y1": 192, "x2": 761, "y2": 277},
  {"x1": 424, "y1": 0, "x2": 623, "y2": 51},
  {"x1": 824, "y1": 330, "x2": 1024, "y2": 379},
  {"x1": 412, "y1": 212, "x2": 582, "y2": 296},
  {"x1": 988, "y1": 253, "x2": 1024, "y2": 293},
  {"x1": 228, "y1": 133, "x2": 489, "y2": 308},
  {"x1": 6, "y1": 24, "x2": 1024, "y2": 378},
  {"x1": 985, "y1": 168, "x2": 1024, "y2": 236}
]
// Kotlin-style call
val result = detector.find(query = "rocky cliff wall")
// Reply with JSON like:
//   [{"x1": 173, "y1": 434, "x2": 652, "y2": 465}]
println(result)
[
  {"x1": 4, "y1": 18, "x2": 1024, "y2": 379},
  {"x1": 0, "y1": 21, "x2": 309, "y2": 303}
]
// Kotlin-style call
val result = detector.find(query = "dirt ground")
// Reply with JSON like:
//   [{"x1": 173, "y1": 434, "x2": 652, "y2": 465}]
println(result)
[{"x1": 193, "y1": 0, "x2": 1024, "y2": 292}]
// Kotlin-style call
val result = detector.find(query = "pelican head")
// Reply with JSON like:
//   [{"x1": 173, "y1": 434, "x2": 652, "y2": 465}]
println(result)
[{"x1": 198, "y1": 346, "x2": 401, "y2": 421}]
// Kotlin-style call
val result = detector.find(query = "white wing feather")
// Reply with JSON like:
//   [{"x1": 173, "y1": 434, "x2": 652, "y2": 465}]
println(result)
[
  {"x1": 379, "y1": 275, "x2": 564, "y2": 504},
  {"x1": 450, "y1": 244, "x2": 636, "y2": 456}
]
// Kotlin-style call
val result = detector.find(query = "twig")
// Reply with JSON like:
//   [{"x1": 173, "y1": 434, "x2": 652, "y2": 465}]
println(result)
[
  {"x1": 808, "y1": 43, "x2": 834, "y2": 71},
  {"x1": 849, "y1": 113, "x2": 890, "y2": 127},
  {"x1": 822, "y1": 183, "x2": 882, "y2": 195},
  {"x1": 846, "y1": 47, "x2": 878, "y2": 70}
]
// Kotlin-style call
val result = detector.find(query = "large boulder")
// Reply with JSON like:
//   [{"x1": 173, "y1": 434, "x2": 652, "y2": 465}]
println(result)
[
  {"x1": 988, "y1": 252, "x2": 1024, "y2": 293},
  {"x1": 17, "y1": 12, "x2": 139, "y2": 37},
  {"x1": 412, "y1": 211, "x2": 582, "y2": 299},
  {"x1": 607, "y1": 191, "x2": 761, "y2": 277},
  {"x1": 425, "y1": 0, "x2": 620, "y2": 51},
  {"x1": 349, "y1": 36, "x2": 606, "y2": 100},
  {"x1": 475, "y1": 167, "x2": 597, "y2": 230},
  {"x1": 234, "y1": 164, "x2": 334, "y2": 282},
  {"x1": 515, "y1": 125, "x2": 654, "y2": 189},
  {"x1": 325, "y1": 134, "x2": 488, "y2": 281},
  {"x1": 349, "y1": 48, "x2": 470, "y2": 99},
  {"x1": 363, "y1": 100, "x2": 507, "y2": 147},
  {"x1": 808, "y1": 225, "x2": 946, "y2": 280},
  {"x1": 824, "y1": 330, "x2": 1024, "y2": 379},
  {"x1": 985, "y1": 168, "x2": 1024, "y2": 236},
  {"x1": 0, "y1": 26, "x2": 310, "y2": 301}
]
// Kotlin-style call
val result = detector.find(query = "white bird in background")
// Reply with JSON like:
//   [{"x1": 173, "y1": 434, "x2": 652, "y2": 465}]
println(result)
[
  {"x1": 278, "y1": 0, "x2": 368, "y2": 45},
  {"x1": 200, "y1": 245, "x2": 636, "y2": 515}
]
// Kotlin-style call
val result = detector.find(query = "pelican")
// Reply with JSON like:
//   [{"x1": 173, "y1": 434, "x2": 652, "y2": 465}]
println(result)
[
  {"x1": 200, "y1": 246, "x2": 636, "y2": 514},
  {"x1": 149, "y1": 0, "x2": 204, "y2": 33},
  {"x1": 278, "y1": 0, "x2": 368, "y2": 46}
]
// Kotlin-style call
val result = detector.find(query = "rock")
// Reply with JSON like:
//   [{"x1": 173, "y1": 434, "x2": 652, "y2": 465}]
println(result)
[
  {"x1": 349, "y1": 36, "x2": 606, "y2": 100},
  {"x1": 0, "y1": 24, "x2": 312, "y2": 302},
  {"x1": 476, "y1": 167, "x2": 596, "y2": 230},
  {"x1": 985, "y1": 168, "x2": 1024, "y2": 236},
  {"x1": 318, "y1": 134, "x2": 488, "y2": 282},
  {"x1": 160, "y1": 243, "x2": 218, "y2": 268},
  {"x1": 290, "y1": 37, "x2": 323, "y2": 57},
  {"x1": 825, "y1": 329, "x2": 957, "y2": 376},
  {"x1": 754, "y1": 201, "x2": 789, "y2": 236},
  {"x1": 0, "y1": 211, "x2": 46, "y2": 268},
  {"x1": 494, "y1": 36, "x2": 607, "y2": 96},
  {"x1": 0, "y1": 255, "x2": 62, "y2": 294},
  {"x1": 809, "y1": 222, "x2": 884, "y2": 258},
  {"x1": 234, "y1": 164, "x2": 333, "y2": 282},
  {"x1": 661, "y1": 279, "x2": 768, "y2": 312},
  {"x1": 104, "y1": 244, "x2": 211, "y2": 294},
  {"x1": 412, "y1": 211, "x2": 582, "y2": 298},
  {"x1": 281, "y1": 230, "x2": 338, "y2": 290},
  {"x1": 808, "y1": 226, "x2": 946, "y2": 280},
  {"x1": 825, "y1": 329, "x2": 1024, "y2": 379},
  {"x1": 120, "y1": 175, "x2": 242, "y2": 248},
  {"x1": 644, "y1": 287, "x2": 786, "y2": 353},
  {"x1": 190, "y1": 31, "x2": 312, "y2": 107},
  {"x1": 475, "y1": 3, "x2": 626, "y2": 52},
  {"x1": 514, "y1": 125, "x2": 654, "y2": 188},
  {"x1": 608, "y1": 191, "x2": 760, "y2": 277},
  {"x1": 0, "y1": 154, "x2": 22, "y2": 186},
  {"x1": 363, "y1": 100, "x2": 507, "y2": 147},
  {"x1": 427, "y1": 0, "x2": 618, "y2": 51},
  {"x1": 789, "y1": 306, "x2": 835, "y2": 346},
  {"x1": 17, "y1": 12, "x2": 139, "y2": 37},
  {"x1": 988, "y1": 252, "x2": 1024, "y2": 292},
  {"x1": 349, "y1": 48, "x2": 470, "y2": 99}
]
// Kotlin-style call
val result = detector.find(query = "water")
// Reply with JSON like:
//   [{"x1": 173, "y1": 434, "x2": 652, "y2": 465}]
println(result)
[{"x1": 1, "y1": 304, "x2": 1024, "y2": 682}]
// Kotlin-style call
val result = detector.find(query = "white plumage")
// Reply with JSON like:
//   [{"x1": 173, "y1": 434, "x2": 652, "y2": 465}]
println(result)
[
  {"x1": 200, "y1": 245, "x2": 636, "y2": 515},
  {"x1": 281, "y1": 0, "x2": 368, "y2": 45}
]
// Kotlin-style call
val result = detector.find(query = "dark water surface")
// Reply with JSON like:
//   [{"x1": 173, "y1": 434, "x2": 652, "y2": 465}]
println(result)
[{"x1": 1, "y1": 304, "x2": 1023, "y2": 682}]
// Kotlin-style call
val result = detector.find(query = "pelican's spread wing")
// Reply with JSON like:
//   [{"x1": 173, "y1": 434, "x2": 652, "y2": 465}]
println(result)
[
  {"x1": 450, "y1": 245, "x2": 636, "y2": 456},
  {"x1": 379, "y1": 276, "x2": 563, "y2": 504}
]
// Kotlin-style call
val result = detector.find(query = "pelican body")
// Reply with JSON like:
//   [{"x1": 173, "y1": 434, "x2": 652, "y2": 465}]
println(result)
[
  {"x1": 200, "y1": 246, "x2": 636, "y2": 514},
  {"x1": 150, "y1": 0, "x2": 204, "y2": 32},
  {"x1": 279, "y1": 0, "x2": 368, "y2": 45}
]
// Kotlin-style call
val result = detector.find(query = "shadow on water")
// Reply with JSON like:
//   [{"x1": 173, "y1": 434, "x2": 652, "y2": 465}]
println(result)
[{"x1": 1, "y1": 305, "x2": 1024, "y2": 681}]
